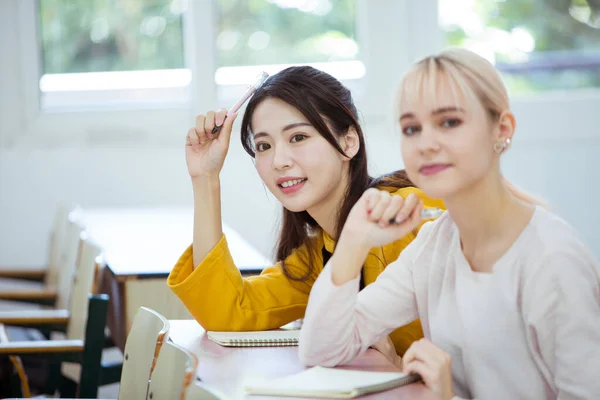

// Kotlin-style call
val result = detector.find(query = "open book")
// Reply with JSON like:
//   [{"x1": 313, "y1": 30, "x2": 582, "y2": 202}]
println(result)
[
  {"x1": 244, "y1": 366, "x2": 421, "y2": 398},
  {"x1": 206, "y1": 329, "x2": 300, "y2": 347}
]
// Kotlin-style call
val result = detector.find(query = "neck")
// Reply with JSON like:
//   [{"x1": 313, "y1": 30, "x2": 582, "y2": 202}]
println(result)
[
  {"x1": 307, "y1": 173, "x2": 350, "y2": 240},
  {"x1": 444, "y1": 169, "x2": 534, "y2": 270}
]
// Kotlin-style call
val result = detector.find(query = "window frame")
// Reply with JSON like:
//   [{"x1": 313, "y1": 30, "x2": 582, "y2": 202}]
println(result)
[{"x1": 3, "y1": 0, "x2": 599, "y2": 147}]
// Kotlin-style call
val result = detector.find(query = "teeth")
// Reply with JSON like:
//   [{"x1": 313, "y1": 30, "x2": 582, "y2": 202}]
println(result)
[{"x1": 280, "y1": 179, "x2": 305, "y2": 188}]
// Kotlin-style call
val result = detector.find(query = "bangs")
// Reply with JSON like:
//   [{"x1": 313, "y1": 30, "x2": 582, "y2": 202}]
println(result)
[{"x1": 396, "y1": 56, "x2": 481, "y2": 119}]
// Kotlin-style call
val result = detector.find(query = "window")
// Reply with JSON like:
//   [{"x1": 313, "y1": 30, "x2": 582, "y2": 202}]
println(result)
[
  {"x1": 440, "y1": 0, "x2": 600, "y2": 94},
  {"x1": 8, "y1": 0, "x2": 466, "y2": 142},
  {"x1": 38, "y1": 0, "x2": 190, "y2": 109},
  {"x1": 215, "y1": 0, "x2": 363, "y2": 84}
]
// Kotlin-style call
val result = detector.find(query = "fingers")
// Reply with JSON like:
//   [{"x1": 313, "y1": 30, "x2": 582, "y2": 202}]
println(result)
[
  {"x1": 402, "y1": 359, "x2": 438, "y2": 391},
  {"x1": 402, "y1": 339, "x2": 452, "y2": 394},
  {"x1": 362, "y1": 188, "x2": 380, "y2": 209},
  {"x1": 381, "y1": 196, "x2": 404, "y2": 227},
  {"x1": 368, "y1": 191, "x2": 392, "y2": 223},
  {"x1": 217, "y1": 111, "x2": 238, "y2": 146},
  {"x1": 195, "y1": 114, "x2": 208, "y2": 146},
  {"x1": 215, "y1": 108, "x2": 227, "y2": 128},
  {"x1": 403, "y1": 339, "x2": 447, "y2": 367},
  {"x1": 394, "y1": 193, "x2": 419, "y2": 224},
  {"x1": 189, "y1": 109, "x2": 230, "y2": 151},
  {"x1": 364, "y1": 189, "x2": 423, "y2": 227},
  {"x1": 204, "y1": 110, "x2": 216, "y2": 137},
  {"x1": 408, "y1": 199, "x2": 424, "y2": 227},
  {"x1": 187, "y1": 127, "x2": 200, "y2": 152}
]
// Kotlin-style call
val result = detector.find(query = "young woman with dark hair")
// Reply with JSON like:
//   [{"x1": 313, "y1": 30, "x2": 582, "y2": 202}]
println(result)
[{"x1": 167, "y1": 66, "x2": 444, "y2": 361}]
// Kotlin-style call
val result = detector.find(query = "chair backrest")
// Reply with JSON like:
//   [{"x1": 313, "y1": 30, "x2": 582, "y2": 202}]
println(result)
[
  {"x1": 60, "y1": 233, "x2": 102, "y2": 382},
  {"x1": 44, "y1": 204, "x2": 75, "y2": 287},
  {"x1": 65, "y1": 233, "x2": 102, "y2": 341},
  {"x1": 146, "y1": 341, "x2": 198, "y2": 400},
  {"x1": 55, "y1": 209, "x2": 85, "y2": 310},
  {"x1": 118, "y1": 307, "x2": 170, "y2": 400}
]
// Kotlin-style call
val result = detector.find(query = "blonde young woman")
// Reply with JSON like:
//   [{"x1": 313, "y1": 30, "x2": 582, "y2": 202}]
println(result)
[{"x1": 299, "y1": 49, "x2": 600, "y2": 399}]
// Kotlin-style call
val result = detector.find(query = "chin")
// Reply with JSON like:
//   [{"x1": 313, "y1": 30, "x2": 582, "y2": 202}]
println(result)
[
  {"x1": 417, "y1": 182, "x2": 457, "y2": 200},
  {"x1": 279, "y1": 197, "x2": 311, "y2": 213}
]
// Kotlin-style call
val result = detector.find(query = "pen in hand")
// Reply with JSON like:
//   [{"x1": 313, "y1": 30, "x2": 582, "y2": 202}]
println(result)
[{"x1": 211, "y1": 71, "x2": 269, "y2": 136}]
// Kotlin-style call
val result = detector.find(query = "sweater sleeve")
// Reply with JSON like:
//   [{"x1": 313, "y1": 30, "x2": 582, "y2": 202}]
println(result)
[
  {"x1": 298, "y1": 223, "x2": 434, "y2": 367},
  {"x1": 522, "y1": 248, "x2": 600, "y2": 399},
  {"x1": 168, "y1": 234, "x2": 321, "y2": 331}
]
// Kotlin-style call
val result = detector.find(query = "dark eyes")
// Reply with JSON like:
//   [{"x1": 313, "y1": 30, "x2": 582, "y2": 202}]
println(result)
[
  {"x1": 442, "y1": 118, "x2": 461, "y2": 128},
  {"x1": 402, "y1": 126, "x2": 420, "y2": 136},
  {"x1": 256, "y1": 142, "x2": 271, "y2": 152},
  {"x1": 402, "y1": 118, "x2": 462, "y2": 136},
  {"x1": 255, "y1": 133, "x2": 308, "y2": 153},
  {"x1": 290, "y1": 134, "x2": 307, "y2": 143}
]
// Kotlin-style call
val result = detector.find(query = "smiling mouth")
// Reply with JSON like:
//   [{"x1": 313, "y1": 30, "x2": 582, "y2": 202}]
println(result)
[{"x1": 278, "y1": 178, "x2": 307, "y2": 188}]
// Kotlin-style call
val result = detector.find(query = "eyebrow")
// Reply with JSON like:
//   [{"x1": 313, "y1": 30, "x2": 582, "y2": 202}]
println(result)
[
  {"x1": 399, "y1": 106, "x2": 466, "y2": 121},
  {"x1": 253, "y1": 122, "x2": 312, "y2": 140}
]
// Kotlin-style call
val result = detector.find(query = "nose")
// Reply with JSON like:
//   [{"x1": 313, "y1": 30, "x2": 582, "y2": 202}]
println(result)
[
  {"x1": 271, "y1": 144, "x2": 293, "y2": 171},
  {"x1": 416, "y1": 126, "x2": 441, "y2": 155}
]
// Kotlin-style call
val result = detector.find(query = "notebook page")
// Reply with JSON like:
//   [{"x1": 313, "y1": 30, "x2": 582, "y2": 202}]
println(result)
[
  {"x1": 207, "y1": 330, "x2": 300, "y2": 342},
  {"x1": 245, "y1": 366, "x2": 407, "y2": 393}
]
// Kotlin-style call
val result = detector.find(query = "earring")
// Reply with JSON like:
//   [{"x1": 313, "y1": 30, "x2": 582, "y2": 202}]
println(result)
[{"x1": 493, "y1": 137, "x2": 511, "y2": 155}]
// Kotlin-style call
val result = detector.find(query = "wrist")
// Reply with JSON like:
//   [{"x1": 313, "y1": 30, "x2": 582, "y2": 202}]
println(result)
[
  {"x1": 191, "y1": 175, "x2": 220, "y2": 191},
  {"x1": 330, "y1": 236, "x2": 371, "y2": 286},
  {"x1": 337, "y1": 229, "x2": 372, "y2": 255}
]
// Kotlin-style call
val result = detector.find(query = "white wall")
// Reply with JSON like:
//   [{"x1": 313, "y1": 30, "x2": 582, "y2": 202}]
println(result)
[
  {"x1": 1, "y1": 111, "x2": 598, "y2": 267},
  {"x1": 1, "y1": 0, "x2": 598, "y2": 268}
]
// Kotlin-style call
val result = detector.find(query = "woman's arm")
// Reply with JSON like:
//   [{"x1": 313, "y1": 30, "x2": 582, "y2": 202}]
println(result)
[
  {"x1": 298, "y1": 243, "x2": 420, "y2": 366},
  {"x1": 184, "y1": 109, "x2": 237, "y2": 267},
  {"x1": 299, "y1": 188, "x2": 426, "y2": 366},
  {"x1": 168, "y1": 235, "x2": 320, "y2": 331},
  {"x1": 524, "y1": 250, "x2": 600, "y2": 399}
]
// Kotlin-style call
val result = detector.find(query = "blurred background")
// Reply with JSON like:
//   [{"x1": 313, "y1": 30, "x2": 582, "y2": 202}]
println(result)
[{"x1": 1, "y1": 0, "x2": 599, "y2": 265}]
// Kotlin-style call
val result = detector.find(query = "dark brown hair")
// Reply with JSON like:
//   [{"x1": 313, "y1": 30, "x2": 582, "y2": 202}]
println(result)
[{"x1": 240, "y1": 66, "x2": 413, "y2": 281}]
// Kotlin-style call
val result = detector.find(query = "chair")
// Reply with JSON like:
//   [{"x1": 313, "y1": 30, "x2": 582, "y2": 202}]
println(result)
[
  {"x1": 0, "y1": 294, "x2": 110, "y2": 398},
  {"x1": 0, "y1": 232, "x2": 103, "y2": 397},
  {"x1": 117, "y1": 307, "x2": 170, "y2": 400},
  {"x1": 2, "y1": 306, "x2": 171, "y2": 399},
  {"x1": 148, "y1": 341, "x2": 226, "y2": 400},
  {"x1": 0, "y1": 206, "x2": 83, "y2": 309}
]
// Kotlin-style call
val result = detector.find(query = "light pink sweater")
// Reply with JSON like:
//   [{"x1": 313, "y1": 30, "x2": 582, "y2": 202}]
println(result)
[{"x1": 299, "y1": 207, "x2": 600, "y2": 399}]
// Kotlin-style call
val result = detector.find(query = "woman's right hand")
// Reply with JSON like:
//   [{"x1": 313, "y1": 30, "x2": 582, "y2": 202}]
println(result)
[
  {"x1": 330, "y1": 188, "x2": 423, "y2": 286},
  {"x1": 340, "y1": 188, "x2": 424, "y2": 250},
  {"x1": 185, "y1": 109, "x2": 238, "y2": 179}
]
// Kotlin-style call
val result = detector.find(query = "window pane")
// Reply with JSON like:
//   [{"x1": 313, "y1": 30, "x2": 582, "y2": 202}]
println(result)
[
  {"x1": 440, "y1": 0, "x2": 600, "y2": 94},
  {"x1": 216, "y1": 0, "x2": 358, "y2": 67},
  {"x1": 38, "y1": 0, "x2": 185, "y2": 74}
]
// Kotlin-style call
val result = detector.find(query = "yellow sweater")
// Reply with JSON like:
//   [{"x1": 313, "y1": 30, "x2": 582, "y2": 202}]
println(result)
[{"x1": 167, "y1": 186, "x2": 445, "y2": 355}]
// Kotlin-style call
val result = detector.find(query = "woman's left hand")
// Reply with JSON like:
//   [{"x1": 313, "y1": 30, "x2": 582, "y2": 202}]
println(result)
[{"x1": 402, "y1": 339, "x2": 454, "y2": 400}]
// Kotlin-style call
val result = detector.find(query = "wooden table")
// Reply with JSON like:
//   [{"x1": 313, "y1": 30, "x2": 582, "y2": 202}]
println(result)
[
  {"x1": 168, "y1": 320, "x2": 437, "y2": 399},
  {"x1": 81, "y1": 208, "x2": 270, "y2": 350}
]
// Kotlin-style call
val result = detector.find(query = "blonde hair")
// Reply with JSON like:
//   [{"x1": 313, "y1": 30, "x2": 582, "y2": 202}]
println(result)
[{"x1": 397, "y1": 47, "x2": 546, "y2": 207}]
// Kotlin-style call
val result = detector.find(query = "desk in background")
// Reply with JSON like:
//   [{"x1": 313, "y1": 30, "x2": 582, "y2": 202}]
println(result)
[
  {"x1": 82, "y1": 208, "x2": 270, "y2": 350},
  {"x1": 168, "y1": 320, "x2": 437, "y2": 399}
]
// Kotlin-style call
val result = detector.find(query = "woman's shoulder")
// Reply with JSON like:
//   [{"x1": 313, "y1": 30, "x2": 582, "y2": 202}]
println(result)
[{"x1": 523, "y1": 207, "x2": 596, "y2": 263}]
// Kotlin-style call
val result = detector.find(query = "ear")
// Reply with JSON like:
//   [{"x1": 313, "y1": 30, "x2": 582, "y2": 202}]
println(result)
[
  {"x1": 340, "y1": 126, "x2": 360, "y2": 160},
  {"x1": 494, "y1": 111, "x2": 516, "y2": 145}
]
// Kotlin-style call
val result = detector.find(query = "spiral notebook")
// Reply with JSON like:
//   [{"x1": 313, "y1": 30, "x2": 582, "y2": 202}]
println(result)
[
  {"x1": 244, "y1": 366, "x2": 421, "y2": 398},
  {"x1": 206, "y1": 329, "x2": 300, "y2": 347}
]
